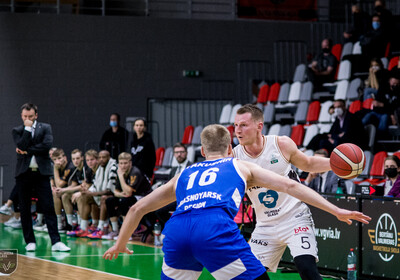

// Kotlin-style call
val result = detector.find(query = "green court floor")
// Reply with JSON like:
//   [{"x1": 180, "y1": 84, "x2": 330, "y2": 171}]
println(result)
[{"x1": 0, "y1": 223, "x2": 332, "y2": 279}]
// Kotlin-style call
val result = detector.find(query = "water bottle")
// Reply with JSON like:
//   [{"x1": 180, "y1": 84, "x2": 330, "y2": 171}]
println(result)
[
  {"x1": 347, "y1": 248, "x2": 357, "y2": 280},
  {"x1": 153, "y1": 220, "x2": 162, "y2": 247}
]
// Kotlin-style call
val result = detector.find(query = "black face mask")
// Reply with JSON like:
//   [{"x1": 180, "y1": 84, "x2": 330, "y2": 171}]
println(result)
[
  {"x1": 385, "y1": 168, "x2": 398, "y2": 178},
  {"x1": 322, "y1": 48, "x2": 330, "y2": 54}
]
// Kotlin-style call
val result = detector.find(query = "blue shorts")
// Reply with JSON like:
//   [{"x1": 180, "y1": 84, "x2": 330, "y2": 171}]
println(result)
[{"x1": 161, "y1": 208, "x2": 266, "y2": 280}]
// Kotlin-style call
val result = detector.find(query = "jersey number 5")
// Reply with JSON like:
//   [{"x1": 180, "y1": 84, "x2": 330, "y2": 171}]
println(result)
[{"x1": 187, "y1": 168, "x2": 219, "y2": 190}]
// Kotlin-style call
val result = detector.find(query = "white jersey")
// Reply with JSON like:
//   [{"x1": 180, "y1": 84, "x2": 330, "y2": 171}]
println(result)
[{"x1": 233, "y1": 135, "x2": 311, "y2": 227}]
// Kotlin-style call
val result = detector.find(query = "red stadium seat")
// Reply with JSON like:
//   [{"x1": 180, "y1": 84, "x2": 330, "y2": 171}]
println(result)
[
  {"x1": 154, "y1": 147, "x2": 165, "y2": 169},
  {"x1": 306, "y1": 101, "x2": 321, "y2": 123},
  {"x1": 181, "y1": 125, "x2": 194, "y2": 145},
  {"x1": 388, "y1": 56, "x2": 399, "y2": 71},
  {"x1": 226, "y1": 125, "x2": 235, "y2": 144},
  {"x1": 257, "y1": 84, "x2": 270, "y2": 104},
  {"x1": 331, "y1": 43, "x2": 342, "y2": 62},
  {"x1": 355, "y1": 151, "x2": 388, "y2": 186},
  {"x1": 393, "y1": 151, "x2": 400, "y2": 159},
  {"x1": 267, "y1": 82, "x2": 280, "y2": 103},
  {"x1": 349, "y1": 100, "x2": 362, "y2": 114},
  {"x1": 385, "y1": 42, "x2": 391, "y2": 58},
  {"x1": 362, "y1": 98, "x2": 373, "y2": 110},
  {"x1": 290, "y1": 125, "x2": 305, "y2": 147}
]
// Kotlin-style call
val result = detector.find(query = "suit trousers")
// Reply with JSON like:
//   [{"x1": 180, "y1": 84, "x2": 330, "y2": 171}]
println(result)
[{"x1": 16, "y1": 169, "x2": 60, "y2": 245}]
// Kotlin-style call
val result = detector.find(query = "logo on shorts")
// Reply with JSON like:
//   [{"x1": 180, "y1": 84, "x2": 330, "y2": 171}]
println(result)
[
  {"x1": 294, "y1": 226, "x2": 310, "y2": 234},
  {"x1": 250, "y1": 238, "x2": 268, "y2": 246},
  {"x1": 0, "y1": 250, "x2": 18, "y2": 276},
  {"x1": 258, "y1": 190, "x2": 278, "y2": 208}
]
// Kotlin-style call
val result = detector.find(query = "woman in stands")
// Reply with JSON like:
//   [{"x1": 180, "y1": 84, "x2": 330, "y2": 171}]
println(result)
[
  {"x1": 383, "y1": 155, "x2": 400, "y2": 197},
  {"x1": 363, "y1": 57, "x2": 389, "y2": 101}
]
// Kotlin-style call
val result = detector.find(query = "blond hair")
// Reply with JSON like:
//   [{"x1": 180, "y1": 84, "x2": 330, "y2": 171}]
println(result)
[
  {"x1": 118, "y1": 152, "x2": 132, "y2": 161},
  {"x1": 236, "y1": 104, "x2": 264, "y2": 123},
  {"x1": 201, "y1": 124, "x2": 231, "y2": 155},
  {"x1": 85, "y1": 149, "x2": 99, "y2": 159}
]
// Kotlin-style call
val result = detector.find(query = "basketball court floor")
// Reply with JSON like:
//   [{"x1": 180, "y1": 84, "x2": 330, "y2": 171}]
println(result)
[{"x1": 0, "y1": 215, "x2": 332, "y2": 280}]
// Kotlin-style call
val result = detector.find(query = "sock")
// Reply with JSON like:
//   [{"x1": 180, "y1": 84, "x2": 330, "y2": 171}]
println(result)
[
  {"x1": 111, "y1": 221, "x2": 119, "y2": 232},
  {"x1": 98, "y1": 220, "x2": 105, "y2": 230},
  {"x1": 92, "y1": 219, "x2": 98, "y2": 227},
  {"x1": 77, "y1": 214, "x2": 81, "y2": 225},
  {"x1": 37, "y1": 213, "x2": 43, "y2": 224},
  {"x1": 81, "y1": 220, "x2": 89, "y2": 230},
  {"x1": 57, "y1": 215, "x2": 63, "y2": 226},
  {"x1": 66, "y1": 214, "x2": 74, "y2": 226}
]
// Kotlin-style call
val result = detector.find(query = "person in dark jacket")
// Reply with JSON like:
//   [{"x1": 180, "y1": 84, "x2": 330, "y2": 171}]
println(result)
[
  {"x1": 99, "y1": 113, "x2": 129, "y2": 159},
  {"x1": 130, "y1": 118, "x2": 156, "y2": 179}
]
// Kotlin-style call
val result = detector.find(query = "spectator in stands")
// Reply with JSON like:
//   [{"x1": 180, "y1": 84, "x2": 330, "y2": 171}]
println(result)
[
  {"x1": 373, "y1": 0, "x2": 393, "y2": 35},
  {"x1": 51, "y1": 148, "x2": 75, "y2": 232},
  {"x1": 303, "y1": 149, "x2": 347, "y2": 194},
  {"x1": 102, "y1": 152, "x2": 152, "y2": 240},
  {"x1": 100, "y1": 113, "x2": 129, "y2": 159},
  {"x1": 359, "y1": 14, "x2": 388, "y2": 60},
  {"x1": 343, "y1": 3, "x2": 371, "y2": 43},
  {"x1": 362, "y1": 74, "x2": 400, "y2": 133},
  {"x1": 155, "y1": 143, "x2": 192, "y2": 230},
  {"x1": 307, "y1": 38, "x2": 338, "y2": 90},
  {"x1": 364, "y1": 57, "x2": 389, "y2": 101},
  {"x1": 384, "y1": 155, "x2": 400, "y2": 197},
  {"x1": 130, "y1": 118, "x2": 156, "y2": 179}
]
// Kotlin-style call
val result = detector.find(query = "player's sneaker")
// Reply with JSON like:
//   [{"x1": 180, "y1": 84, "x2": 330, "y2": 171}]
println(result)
[
  {"x1": 0, "y1": 204, "x2": 12, "y2": 215},
  {"x1": 75, "y1": 229, "x2": 90, "y2": 238},
  {"x1": 4, "y1": 216, "x2": 21, "y2": 228},
  {"x1": 51, "y1": 242, "x2": 71, "y2": 252},
  {"x1": 102, "y1": 231, "x2": 118, "y2": 240},
  {"x1": 66, "y1": 226, "x2": 81, "y2": 237},
  {"x1": 33, "y1": 222, "x2": 45, "y2": 231},
  {"x1": 87, "y1": 230, "x2": 104, "y2": 239}
]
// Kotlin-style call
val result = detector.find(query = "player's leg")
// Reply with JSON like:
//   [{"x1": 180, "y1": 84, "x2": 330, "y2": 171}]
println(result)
[
  {"x1": 293, "y1": 255, "x2": 322, "y2": 280},
  {"x1": 61, "y1": 192, "x2": 75, "y2": 229}
]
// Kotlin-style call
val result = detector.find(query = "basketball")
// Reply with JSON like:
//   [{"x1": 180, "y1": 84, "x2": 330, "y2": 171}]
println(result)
[{"x1": 330, "y1": 143, "x2": 365, "y2": 179}]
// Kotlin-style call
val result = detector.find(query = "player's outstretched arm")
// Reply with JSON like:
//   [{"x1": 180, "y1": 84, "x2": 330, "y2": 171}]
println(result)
[
  {"x1": 103, "y1": 176, "x2": 177, "y2": 260},
  {"x1": 240, "y1": 160, "x2": 371, "y2": 225}
]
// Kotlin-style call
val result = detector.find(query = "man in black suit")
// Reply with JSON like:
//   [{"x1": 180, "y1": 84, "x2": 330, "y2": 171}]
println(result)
[{"x1": 12, "y1": 103, "x2": 70, "y2": 252}]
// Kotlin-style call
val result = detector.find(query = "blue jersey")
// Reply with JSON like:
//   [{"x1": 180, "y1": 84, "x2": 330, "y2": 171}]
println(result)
[{"x1": 173, "y1": 157, "x2": 246, "y2": 219}]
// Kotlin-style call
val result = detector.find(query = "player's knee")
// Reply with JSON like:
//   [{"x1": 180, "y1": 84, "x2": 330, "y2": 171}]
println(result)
[{"x1": 294, "y1": 255, "x2": 322, "y2": 280}]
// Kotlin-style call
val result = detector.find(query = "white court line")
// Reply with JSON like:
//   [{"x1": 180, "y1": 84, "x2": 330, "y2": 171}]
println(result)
[
  {"x1": 21, "y1": 254, "x2": 142, "y2": 280},
  {"x1": 27, "y1": 253, "x2": 164, "y2": 258}
]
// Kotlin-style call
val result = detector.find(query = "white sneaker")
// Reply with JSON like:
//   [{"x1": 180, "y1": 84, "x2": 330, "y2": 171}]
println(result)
[
  {"x1": 51, "y1": 242, "x2": 71, "y2": 252},
  {"x1": 102, "y1": 231, "x2": 119, "y2": 240},
  {"x1": 4, "y1": 217, "x2": 20, "y2": 227},
  {"x1": 33, "y1": 223, "x2": 46, "y2": 231},
  {"x1": 26, "y1": 243, "x2": 36, "y2": 252},
  {"x1": 0, "y1": 204, "x2": 12, "y2": 215},
  {"x1": 10, "y1": 219, "x2": 22, "y2": 229}
]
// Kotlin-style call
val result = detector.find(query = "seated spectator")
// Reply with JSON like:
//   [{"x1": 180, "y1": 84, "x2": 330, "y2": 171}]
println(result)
[
  {"x1": 303, "y1": 149, "x2": 347, "y2": 194},
  {"x1": 307, "y1": 38, "x2": 338, "y2": 90},
  {"x1": 130, "y1": 118, "x2": 156, "y2": 179},
  {"x1": 384, "y1": 155, "x2": 400, "y2": 197},
  {"x1": 360, "y1": 14, "x2": 388, "y2": 60},
  {"x1": 155, "y1": 143, "x2": 193, "y2": 231},
  {"x1": 308, "y1": 100, "x2": 368, "y2": 153},
  {"x1": 363, "y1": 57, "x2": 389, "y2": 101},
  {"x1": 362, "y1": 74, "x2": 400, "y2": 133},
  {"x1": 102, "y1": 152, "x2": 152, "y2": 241},
  {"x1": 99, "y1": 113, "x2": 129, "y2": 159},
  {"x1": 343, "y1": 3, "x2": 371, "y2": 43},
  {"x1": 373, "y1": 0, "x2": 394, "y2": 35}
]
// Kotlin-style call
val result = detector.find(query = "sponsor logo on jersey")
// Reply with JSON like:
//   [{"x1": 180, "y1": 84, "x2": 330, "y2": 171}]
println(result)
[
  {"x1": 258, "y1": 190, "x2": 278, "y2": 208},
  {"x1": 294, "y1": 226, "x2": 310, "y2": 234},
  {"x1": 248, "y1": 186, "x2": 262, "y2": 192},
  {"x1": 250, "y1": 238, "x2": 268, "y2": 246},
  {"x1": 270, "y1": 153, "x2": 279, "y2": 164}
]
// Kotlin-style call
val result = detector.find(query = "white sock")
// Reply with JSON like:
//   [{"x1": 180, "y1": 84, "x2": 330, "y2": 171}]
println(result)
[
  {"x1": 92, "y1": 219, "x2": 98, "y2": 227},
  {"x1": 77, "y1": 215, "x2": 81, "y2": 225},
  {"x1": 66, "y1": 214, "x2": 74, "y2": 226},
  {"x1": 37, "y1": 213, "x2": 43, "y2": 224},
  {"x1": 98, "y1": 220, "x2": 105, "y2": 230},
  {"x1": 111, "y1": 221, "x2": 119, "y2": 232},
  {"x1": 81, "y1": 220, "x2": 89, "y2": 230},
  {"x1": 57, "y1": 215, "x2": 63, "y2": 226}
]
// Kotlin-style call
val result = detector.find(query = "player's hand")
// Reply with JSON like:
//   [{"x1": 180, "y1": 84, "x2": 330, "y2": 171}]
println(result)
[
  {"x1": 16, "y1": 148, "x2": 27, "y2": 154},
  {"x1": 103, "y1": 245, "x2": 133, "y2": 260},
  {"x1": 335, "y1": 208, "x2": 371, "y2": 225}
]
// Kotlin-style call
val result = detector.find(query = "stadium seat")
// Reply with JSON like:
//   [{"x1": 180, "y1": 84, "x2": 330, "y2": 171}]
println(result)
[
  {"x1": 318, "y1": 100, "x2": 334, "y2": 123},
  {"x1": 385, "y1": 42, "x2": 391, "y2": 58},
  {"x1": 337, "y1": 60, "x2": 351, "y2": 80},
  {"x1": 299, "y1": 81, "x2": 313, "y2": 102},
  {"x1": 293, "y1": 63, "x2": 306, "y2": 82},
  {"x1": 181, "y1": 125, "x2": 194, "y2": 145},
  {"x1": 263, "y1": 103, "x2": 275, "y2": 125},
  {"x1": 186, "y1": 145, "x2": 195, "y2": 163},
  {"x1": 154, "y1": 147, "x2": 165, "y2": 169},
  {"x1": 191, "y1": 125, "x2": 203, "y2": 146},
  {"x1": 393, "y1": 151, "x2": 400, "y2": 159},
  {"x1": 388, "y1": 56, "x2": 399, "y2": 71},
  {"x1": 267, "y1": 82, "x2": 281, "y2": 103},
  {"x1": 381, "y1": 57, "x2": 388, "y2": 69},
  {"x1": 257, "y1": 84, "x2": 270, "y2": 104},
  {"x1": 352, "y1": 41, "x2": 362, "y2": 54},
  {"x1": 287, "y1": 81, "x2": 302, "y2": 103},
  {"x1": 219, "y1": 103, "x2": 232, "y2": 124},
  {"x1": 346, "y1": 78, "x2": 362, "y2": 100},
  {"x1": 318, "y1": 123, "x2": 332, "y2": 134},
  {"x1": 277, "y1": 82, "x2": 290, "y2": 104},
  {"x1": 229, "y1": 104, "x2": 242, "y2": 124},
  {"x1": 333, "y1": 80, "x2": 349, "y2": 100},
  {"x1": 294, "y1": 101, "x2": 309, "y2": 124},
  {"x1": 279, "y1": 124, "x2": 292, "y2": 137},
  {"x1": 355, "y1": 151, "x2": 388, "y2": 185},
  {"x1": 302, "y1": 124, "x2": 319, "y2": 147},
  {"x1": 290, "y1": 125, "x2": 305, "y2": 147},
  {"x1": 268, "y1": 123, "x2": 281, "y2": 136},
  {"x1": 161, "y1": 146, "x2": 173, "y2": 168},
  {"x1": 331, "y1": 43, "x2": 342, "y2": 62},
  {"x1": 226, "y1": 125, "x2": 234, "y2": 144},
  {"x1": 306, "y1": 101, "x2": 321, "y2": 123},
  {"x1": 363, "y1": 98, "x2": 373, "y2": 110},
  {"x1": 341, "y1": 42, "x2": 353, "y2": 60},
  {"x1": 349, "y1": 100, "x2": 362, "y2": 114}
]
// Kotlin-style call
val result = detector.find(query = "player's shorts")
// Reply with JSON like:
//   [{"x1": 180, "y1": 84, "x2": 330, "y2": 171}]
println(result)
[
  {"x1": 161, "y1": 208, "x2": 266, "y2": 280},
  {"x1": 249, "y1": 216, "x2": 318, "y2": 272}
]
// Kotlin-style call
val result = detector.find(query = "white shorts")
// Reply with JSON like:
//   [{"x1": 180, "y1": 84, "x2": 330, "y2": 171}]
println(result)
[{"x1": 249, "y1": 218, "x2": 319, "y2": 272}]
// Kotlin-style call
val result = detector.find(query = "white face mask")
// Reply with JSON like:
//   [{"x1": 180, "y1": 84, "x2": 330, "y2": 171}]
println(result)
[
  {"x1": 371, "y1": 65, "x2": 380, "y2": 71},
  {"x1": 334, "y1": 107, "x2": 344, "y2": 117}
]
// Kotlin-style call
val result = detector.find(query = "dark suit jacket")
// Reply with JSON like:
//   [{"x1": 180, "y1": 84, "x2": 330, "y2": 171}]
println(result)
[
  {"x1": 306, "y1": 171, "x2": 347, "y2": 194},
  {"x1": 169, "y1": 161, "x2": 193, "y2": 180},
  {"x1": 12, "y1": 122, "x2": 53, "y2": 177}
]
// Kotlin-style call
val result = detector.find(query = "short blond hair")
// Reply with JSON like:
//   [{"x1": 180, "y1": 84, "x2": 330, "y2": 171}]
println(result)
[
  {"x1": 201, "y1": 124, "x2": 231, "y2": 155},
  {"x1": 236, "y1": 104, "x2": 264, "y2": 123},
  {"x1": 118, "y1": 152, "x2": 132, "y2": 161},
  {"x1": 85, "y1": 149, "x2": 98, "y2": 159}
]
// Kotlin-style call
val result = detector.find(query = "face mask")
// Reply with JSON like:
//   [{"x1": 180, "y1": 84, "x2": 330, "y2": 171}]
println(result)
[
  {"x1": 385, "y1": 167, "x2": 398, "y2": 178},
  {"x1": 371, "y1": 66, "x2": 380, "y2": 71},
  {"x1": 322, "y1": 48, "x2": 330, "y2": 54},
  {"x1": 334, "y1": 107, "x2": 344, "y2": 117},
  {"x1": 372, "y1": 22, "x2": 380, "y2": 30},
  {"x1": 110, "y1": 121, "x2": 118, "y2": 127}
]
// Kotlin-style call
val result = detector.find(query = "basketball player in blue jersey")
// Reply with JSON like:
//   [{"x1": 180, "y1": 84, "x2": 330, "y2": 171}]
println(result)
[
  {"x1": 103, "y1": 124, "x2": 370, "y2": 280},
  {"x1": 232, "y1": 104, "x2": 334, "y2": 280}
]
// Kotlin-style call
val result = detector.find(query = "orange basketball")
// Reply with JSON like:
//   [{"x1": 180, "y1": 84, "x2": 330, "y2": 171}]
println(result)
[{"x1": 330, "y1": 143, "x2": 365, "y2": 179}]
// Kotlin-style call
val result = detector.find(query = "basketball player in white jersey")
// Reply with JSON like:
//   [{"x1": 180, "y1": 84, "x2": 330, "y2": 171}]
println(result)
[{"x1": 233, "y1": 104, "x2": 332, "y2": 280}]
